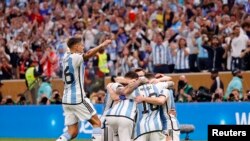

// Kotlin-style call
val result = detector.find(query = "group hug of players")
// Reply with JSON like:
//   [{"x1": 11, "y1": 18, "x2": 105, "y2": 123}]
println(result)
[{"x1": 98, "y1": 68, "x2": 180, "y2": 141}]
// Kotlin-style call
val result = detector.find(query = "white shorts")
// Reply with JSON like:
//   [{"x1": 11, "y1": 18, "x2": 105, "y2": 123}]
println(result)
[
  {"x1": 103, "y1": 125, "x2": 119, "y2": 141},
  {"x1": 62, "y1": 98, "x2": 97, "y2": 126},
  {"x1": 105, "y1": 116, "x2": 134, "y2": 141},
  {"x1": 135, "y1": 131, "x2": 165, "y2": 141},
  {"x1": 164, "y1": 116, "x2": 180, "y2": 141}
]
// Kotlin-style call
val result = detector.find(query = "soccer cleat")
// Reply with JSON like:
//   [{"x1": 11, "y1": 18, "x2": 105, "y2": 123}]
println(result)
[{"x1": 56, "y1": 136, "x2": 67, "y2": 141}]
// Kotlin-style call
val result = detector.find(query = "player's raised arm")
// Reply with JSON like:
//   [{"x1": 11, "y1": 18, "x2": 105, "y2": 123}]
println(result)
[
  {"x1": 106, "y1": 83, "x2": 121, "y2": 101},
  {"x1": 155, "y1": 73, "x2": 172, "y2": 82},
  {"x1": 121, "y1": 76, "x2": 148, "y2": 96},
  {"x1": 83, "y1": 39, "x2": 112, "y2": 60}
]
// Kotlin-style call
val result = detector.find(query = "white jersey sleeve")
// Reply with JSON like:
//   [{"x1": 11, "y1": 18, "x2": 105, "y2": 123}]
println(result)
[
  {"x1": 107, "y1": 82, "x2": 124, "y2": 94},
  {"x1": 155, "y1": 82, "x2": 168, "y2": 90},
  {"x1": 110, "y1": 83, "x2": 124, "y2": 92},
  {"x1": 71, "y1": 53, "x2": 84, "y2": 67},
  {"x1": 159, "y1": 88, "x2": 170, "y2": 99}
]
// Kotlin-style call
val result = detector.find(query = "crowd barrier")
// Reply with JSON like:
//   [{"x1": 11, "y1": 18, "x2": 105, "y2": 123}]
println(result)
[
  {"x1": 1, "y1": 71, "x2": 250, "y2": 101},
  {"x1": 0, "y1": 102, "x2": 250, "y2": 140}
]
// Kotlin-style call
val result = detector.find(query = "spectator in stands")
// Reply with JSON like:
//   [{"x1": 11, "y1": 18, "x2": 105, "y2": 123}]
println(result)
[
  {"x1": 0, "y1": 56, "x2": 12, "y2": 79},
  {"x1": 5, "y1": 95, "x2": 15, "y2": 105},
  {"x1": 16, "y1": 93, "x2": 27, "y2": 105},
  {"x1": 125, "y1": 27, "x2": 141, "y2": 52},
  {"x1": 39, "y1": 95, "x2": 50, "y2": 105},
  {"x1": 211, "y1": 88, "x2": 224, "y2": 102},
  {"x1": 17, "y1": 50, "x2": 32, "y2": 79},
  {"x1": 227, "y1": 89, "x2": 241, "y2": 102},
  {"x1": 225, "y1": 69, "x2": 244, "y2": 100},
  {"x1": 187, "y1": 20, "x2": 199, "y2": 72},
  {"x1": 37, "y1": 76, "x2": 52, "y2": 104},
  {"x1": 240, "y1": 40, "x2": 250, "y2": 70},
  {"x1": 28, "y1": 3, "x2": 44, "y2": 25},
  {"x1": 173, "y1": 37, "x2": 190, "y2": 73},
  {"x1": 209, "y1": 69, "x2": 224, "y2": 94},
  {"x1": 90, "y1": 90, "x2": 105, "y2": 104},
  {"x1": 0, "y1": 46, "x2": 12, "y2": 79},
  {"x1": 230, "y1": 25, "x2": 249, "y2": 70},
  {"x1": 50, "y1": 89, "x2": 62, "y2": 104},
  {"x1": 196, "y1": 31, "x2": 209, "y2": 71},
  {"x1": 150, "y1": 33, "x2": 171, "y2": 73},
  {"x1": 176, "y1": 75, "x2": 193, "y2": 102},
  {"x1": 25, "y1": 61, "x2": 42, "y2": 104},
  {"x1": 118, "y1": 47, "x2": 130, "y2": 76},
  {"x1": 96, "y1": 48, "x2": 110, "y2": 76},
  {"x1": 56, "y1": 43, "x2": 66, "y2": 78},
  {"x1": 0, "y1": 46, "x2": 10, "y2": 63},
  {"x1": 115, "y1": 27, "x2": 128, "y2": 54},
  {"x1": 244, "y1": 90, "x2": 250, "y2": 101},
  {"x1": 40, "y1": 44, "x2": 59, "y2": 78},
  {"x1": 202, "y1": 35, "x2": 225, "y2": 71}
]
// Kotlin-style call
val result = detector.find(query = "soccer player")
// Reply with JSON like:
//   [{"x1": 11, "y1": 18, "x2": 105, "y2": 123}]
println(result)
[
  {"x1": 135, "y1": 73, "x2": 180, "y2": 141},
  {"x1": 100, "y1": 78, "x2": 127, "y2": 141},
  {"x1": 56, "y1": 37, "x2": 112, "y2": 141},
  {"x1": 105, "y1": 72, "x2": 141, "y2": 141},
  {"x1": 100, "y1": 83, "x2": 119, "y2": 141},
  {"x1": 100, "y1": 75, "x2": 148, "y2": 141},
  {"x1": 119, "y1": 71, "x2": 165, "y2": 141}
]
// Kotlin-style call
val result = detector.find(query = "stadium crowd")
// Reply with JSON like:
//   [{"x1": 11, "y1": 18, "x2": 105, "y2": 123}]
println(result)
[{"x1": 0, "y1": 0, "x2": 250, "y2": 105}]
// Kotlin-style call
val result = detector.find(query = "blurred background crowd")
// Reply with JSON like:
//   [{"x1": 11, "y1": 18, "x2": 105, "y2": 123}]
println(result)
[{"x1": 0, "y1": 0, "x2": 250, "y2": 105}]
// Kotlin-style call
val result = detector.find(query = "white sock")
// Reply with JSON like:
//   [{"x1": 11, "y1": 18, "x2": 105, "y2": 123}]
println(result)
[
  {"x1": 56, "y1": 132, "x2": 72, "y2": 141},
  {"x1": 92, "y1": 128, "x2": 103, "y2": 141}
]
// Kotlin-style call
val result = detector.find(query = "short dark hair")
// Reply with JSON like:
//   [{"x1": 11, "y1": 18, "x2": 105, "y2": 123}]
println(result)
[
  {"x1": 67, "y1": 37, "x2": 82, "y2": 48},
  {"x1": 210, "y1": 68, "x2": 218, "y2": 74},
  {"x1": 133, "y1": 67, "x2": 144, "y2": 73},
  {"x1": 144, "y1": 73, "x2": 155, "y2": 80},
  {"x1": 124, "y1": 71, "x2": 139, "y2": 79},
  {"x1": 232, "y1": 68, "x2": 241, "y2": 76},
  {"x1": 233, "y1": 25, "x2": 240, "y2": 30}
]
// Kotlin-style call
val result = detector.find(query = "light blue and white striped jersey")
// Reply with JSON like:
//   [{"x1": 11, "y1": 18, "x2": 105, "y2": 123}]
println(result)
[
  {"x1": 106, "y1": 99, "x2": 137, "y2": 121},
  {"x1": 120, "y1": 57, "x2": 130, "y2": 76},
  {"x1": 103, "y1": 92, "x2": 114, "y2": 113},
  {"x1": 105, "y1": 83, "x2": 137, "y2": 121},
  {"x1": 174, "y1": 48, "x2": 189, "y2": 70},
  {"x1": 151, "y1": 41, "x2": 169, "y2": 65},
  {"x1": 129, "y1": 83, "x2": 164, "y2": 139},
  {"x1": 160, "y1": 89, "x2": 180, "y2": 130},
  {"x1": 62, "y1": 53, "x2": 85, "y2": 104},
  {"x1": 101, "y1": 83, "x2": 123, "y2": 128}
]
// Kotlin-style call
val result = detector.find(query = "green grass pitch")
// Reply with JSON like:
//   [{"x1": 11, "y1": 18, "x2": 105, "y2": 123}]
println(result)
[
  {"x1": 0, "y1": 139, "x2": 91, "y2": 141},
  {"x1": 0, "y1": 138, "x2": 206, "y2": 141}
]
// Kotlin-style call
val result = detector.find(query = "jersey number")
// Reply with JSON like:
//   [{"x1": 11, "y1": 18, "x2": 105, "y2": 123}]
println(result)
[
  {"x1": 142, "y1": 93, "x2": 159, "y2": 114},
  {"x1": 64, "y1": 66, "x2": 75, "y2": 84}
]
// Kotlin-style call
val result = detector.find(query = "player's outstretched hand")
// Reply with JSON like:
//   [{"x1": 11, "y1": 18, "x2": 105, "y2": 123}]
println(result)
[
  {"x1": 100, "y1": 39, "x2": 112, "y2": 47},
  {"x1": 139, "y1": 77, "x2": 149, "y2": 84},
  {"x1": 169, "y1": 109, "x2": 177, "y2": 117},
  {"x1": 135, "y1": 95, "x2": 144, "y2": 103},
  {"x1": 149, "y1": 78, "x2": 159, "y2": 84},
  {"x1": 155, "y1": 73, "x2": 165, "y2": 78}
]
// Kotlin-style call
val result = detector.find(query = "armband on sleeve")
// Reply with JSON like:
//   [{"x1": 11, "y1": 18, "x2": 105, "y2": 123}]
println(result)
[{"x1": 119, "y1": 95, "x2": 127, "y2": 100}]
